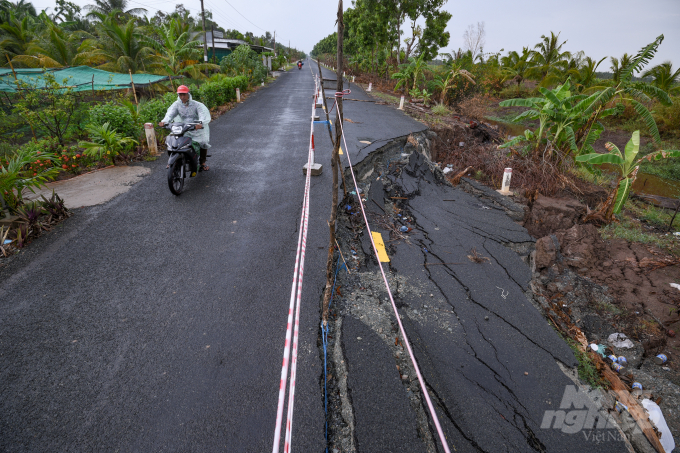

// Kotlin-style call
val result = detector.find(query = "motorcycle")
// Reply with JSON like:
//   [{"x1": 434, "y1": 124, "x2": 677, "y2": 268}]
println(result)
[
  {"x1": 297, "y1": 62, "x2": 303, "y2": 70},
  {"x1": 162, "y1": 122, "x2": 202, "y2": 195}
]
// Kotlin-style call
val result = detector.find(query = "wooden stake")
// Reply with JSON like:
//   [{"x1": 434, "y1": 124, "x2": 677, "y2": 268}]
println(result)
[
  {"x1": 128, "y1": 70, "x2": 138, "y2": 104},
  {"x1": 322, "y1": 0, "x2": 344, "y2": 325}
]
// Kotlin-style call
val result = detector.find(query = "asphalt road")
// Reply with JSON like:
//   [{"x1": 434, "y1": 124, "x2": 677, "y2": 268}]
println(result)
[
  {"x1": 0, "y1": 67, "x2": 328, "y2": 452},
  {"x1": 1, "y1": 62, "x2": 631, "y2": 453}
]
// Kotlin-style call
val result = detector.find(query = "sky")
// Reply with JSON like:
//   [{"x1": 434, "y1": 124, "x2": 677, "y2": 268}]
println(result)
[{"x1": 31, "y1": 0, "x2": 680, "y2": 69}]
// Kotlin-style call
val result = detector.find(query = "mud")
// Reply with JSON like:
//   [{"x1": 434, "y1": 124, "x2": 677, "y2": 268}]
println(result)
[{"x1": 526, "y1": 200, "x2": 680, "y2": 450}]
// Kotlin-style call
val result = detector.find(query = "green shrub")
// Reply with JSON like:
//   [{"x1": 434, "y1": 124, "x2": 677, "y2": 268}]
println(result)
[
  {"x1": 193, "y1": 75, "x2": 249, "y2": 110},
  {"x1": 220, "y1": 45, "x2": 268, "y2": 85},
  {"x1": 87, "y1": 102, "x2": 138, "y2": 139},
  {"x1": 139, "y1": 93, "x2": 176, "y2": 125}
]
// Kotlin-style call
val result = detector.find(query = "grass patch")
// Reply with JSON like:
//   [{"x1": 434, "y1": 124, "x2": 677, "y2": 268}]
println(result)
[
  {"x1": 626, "y1": 199, "x2": 676, "y2": 229},
  {"x1": 370, "y1": 90, "x2": 400, "y2": 104},
  {"x1": 595, "y1": 300, "x2": 624, "y2": 315},
  {"x1": 600, "y1": 216, "x2": 676, "y2": 250},
  {"x1": 431, "y1": 103, "x2": 450, "y2": 116},
  {"x1": 566, "y1": 338, "x2": 607, "y2": 388}
]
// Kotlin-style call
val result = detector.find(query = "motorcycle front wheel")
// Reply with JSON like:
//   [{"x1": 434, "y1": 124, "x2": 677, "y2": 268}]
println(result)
[{"x1": 168, "y1": 157, "x2": 185, "y2": 195}]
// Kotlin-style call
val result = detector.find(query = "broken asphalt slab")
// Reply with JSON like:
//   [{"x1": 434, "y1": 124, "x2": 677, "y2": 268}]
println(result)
[{"x1": 314, "y1": 64, "x2": 630, "y2": 452}]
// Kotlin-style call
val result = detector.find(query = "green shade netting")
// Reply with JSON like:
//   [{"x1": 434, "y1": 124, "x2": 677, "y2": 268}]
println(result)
[{"x1": 0, "y1": 66, "x2": 170, "y2": 92}]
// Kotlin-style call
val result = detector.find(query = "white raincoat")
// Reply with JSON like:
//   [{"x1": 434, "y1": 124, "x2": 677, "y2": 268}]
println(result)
[{"x1": 162, "y1": 94, "x2": 212, "y2": 149}]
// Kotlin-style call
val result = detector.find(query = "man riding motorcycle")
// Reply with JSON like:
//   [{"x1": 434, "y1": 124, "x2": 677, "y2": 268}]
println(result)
[{"x1": 159, "y1": 85, "x2": 212, "y2": 171}]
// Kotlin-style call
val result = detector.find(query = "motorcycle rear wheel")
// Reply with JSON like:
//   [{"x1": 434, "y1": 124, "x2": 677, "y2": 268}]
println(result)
[{"x1": 168, "y1": 158, "x2": 185, "y2": 195}]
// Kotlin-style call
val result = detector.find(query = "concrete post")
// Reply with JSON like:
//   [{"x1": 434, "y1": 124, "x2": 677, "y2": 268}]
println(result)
[
  {"x1": 144, "y1": 123, "x2": 158, "y2": 156},
  {"x1": 267, "y1": 56, "x2": 272, "y2": 71},
  {"x1": 263, "y1": 55, "x2": 266, "y2": 67},
  {"x1": 236, "y1": 88, "x2": 241, "y2": 103},
  {"x1": 497, "y1": 168, "x2": 513, "y2": 195},
  {"x1": 367, "y1": 83, "x2": 372, "y2": 92},
  {"x1": 398, "y1": 96, "x2": 405, "y2": 110}
]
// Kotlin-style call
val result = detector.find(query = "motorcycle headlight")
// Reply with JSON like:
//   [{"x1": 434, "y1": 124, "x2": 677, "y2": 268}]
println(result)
[{"x1": 171, "y1": 125, "x2": 183, "y2": 134}]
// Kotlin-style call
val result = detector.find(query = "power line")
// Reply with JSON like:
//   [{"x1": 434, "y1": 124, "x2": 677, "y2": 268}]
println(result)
[{"x1": 221, "y1": 0, "x2": 266, "y2": 32}]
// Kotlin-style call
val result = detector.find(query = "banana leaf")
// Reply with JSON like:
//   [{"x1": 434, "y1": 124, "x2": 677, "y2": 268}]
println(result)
[
  {"x1": 623, "y1": 130, "x2": 639, "y2": 170},
  {"x1": 576, "y1": 153, "x2": 625, "y2": 165}
]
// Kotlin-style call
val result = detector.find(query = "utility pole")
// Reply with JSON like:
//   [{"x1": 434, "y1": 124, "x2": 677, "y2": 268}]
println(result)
[
  {"x1": 211, "y1": 24, "x2": 215, "y2": 63},
  {"x1": 200, "y1": 0, "x2": 208, "y2": 63},
  {"x1": 273, "y1": 30, "x2": 276, "y2": 56}
]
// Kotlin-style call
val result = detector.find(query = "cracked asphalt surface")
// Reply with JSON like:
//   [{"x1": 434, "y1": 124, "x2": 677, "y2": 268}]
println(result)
[
  {"x1": 1, "y1": 62, "x2": 630, "y2": 453},
  {"x1": 314, "y1": 64, "x2": 629, "y2": 452},
  {"x1": 0, "y1": 66, "x2": 327, "y2": 452}
]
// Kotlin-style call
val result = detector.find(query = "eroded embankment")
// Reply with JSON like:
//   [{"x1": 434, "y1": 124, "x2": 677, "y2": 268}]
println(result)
[{"x1": 317, "y1": 132, "x2": 632, "y2": 453}]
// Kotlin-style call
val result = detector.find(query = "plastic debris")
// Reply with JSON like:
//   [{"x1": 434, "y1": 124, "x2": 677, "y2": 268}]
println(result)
[
  {"x1": 400, "y1": 226, "x2": 409, "y2": 232},
  {"x1": 3, "y1": 239, "x2": 11, "y2": 245},
  {"x1": 608, "y1": 332, "x2": 634, "y2": 349},
  {"x1": 443, "y1": 167, "x2": 453, "y2": 174},
  {"x1": 641, "y1": 399, "x2": 676, "y2": 453},
  {"x1": 674, "y1": 232, "x2": 680, "y2": 237},
  {"x1": 459, "y1": 142, "x2": 465, "y2": 147},
  {"x1": 589, "y1": 343, "x2": 607, "y2": 357},
  {"x1": 670, "y1": 283, "x2": 680, "y2": 291}
]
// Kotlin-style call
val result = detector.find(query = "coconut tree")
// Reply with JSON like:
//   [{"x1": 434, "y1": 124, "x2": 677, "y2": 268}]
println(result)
[
  {"x1": 567, "y1": 56, "x2": 607, "y2": 91},
  {"x1": 75, "y1": 12, "x2": 157, "y2": 73},
  {"x1": 501, "y1": 47, "x2": 532, "y2": 95},
  {"x1": 84, "y1": 0, "x2": 146, "y2": 18},
  {"x1": 142, "y1": 19, "x2": 218, "y2": 78},
  {"x1": 529, "y1": 31, "x2": 571, "y2": 85},
  {"x1": 0, "y1": 0, "x2": 36, "y2": 22},
  {"x1": 641, "y1": 61, "x2": 680, "y2": 95},
  {"x1": 11, "y1": 14, "x2": 89, "y2": 67},
  {"x1": 0, "y1": 11, "x2": 36, "y2": 62},
  {"x1": 610, "y1": 53, "x2": 632, "y2": 82}
]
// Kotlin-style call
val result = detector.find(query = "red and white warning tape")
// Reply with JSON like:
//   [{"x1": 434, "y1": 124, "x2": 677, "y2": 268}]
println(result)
[
  {"x1": 335, "y1": 89, "x2": 453, "y2": 453},
  {"x1": 272, "y1": 75, "x2": 319, "y2": 453}
]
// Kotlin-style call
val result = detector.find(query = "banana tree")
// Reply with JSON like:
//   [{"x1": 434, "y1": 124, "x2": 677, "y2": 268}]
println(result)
[
  {"x1": 576, "y1": 131, "x2": 680, "y2": 221},
  {"x1": 499, "y1": 78, "x2": 619, "y2": 159},
  {"x1": 431, "y1": 62, "x2": 475, "y2": 103}
]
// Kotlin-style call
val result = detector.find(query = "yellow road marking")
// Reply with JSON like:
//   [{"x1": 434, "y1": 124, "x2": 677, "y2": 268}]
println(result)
[{"x1": 371, "y1": 232, "x2": 390, "y2": 262}]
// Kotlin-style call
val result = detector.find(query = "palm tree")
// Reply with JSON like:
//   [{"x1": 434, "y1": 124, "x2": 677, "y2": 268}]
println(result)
[
  {"x1": 610, "y1": 53, "x2": 632, "y2": 82},
  {"x1": 567, "y1": 56, "x2": 606, "y2": 91},
  {"x1": 529, "y1": 31, "x2": 571, "y2": 85},
  {"x1": 75, "y1": 12, "x2": 157, "y2": 73},
  {"x1": 142, "y1": 19, "x2": 218, "y2": 78},
  {"x1": 0, "y1": 0, "x2": 36, "y2": 22},
  {"x1": 0, "y1": 11, "x2": 36, "y2": 62},
  {"x1": 84, "y1": 0, "x2": 146, "y2": 18},
  {"x1": 11, "y1": 15, "x2": 89, "y2": 68},
  {"x1": 641, "y1": 61, "x2": 680, "y2": 94},
  {"x1": 501, "y1": 47, "x2": 531, "y2": 94}
]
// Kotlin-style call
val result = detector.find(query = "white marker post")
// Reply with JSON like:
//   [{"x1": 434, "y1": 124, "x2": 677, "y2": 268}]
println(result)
[
  {"x1": 367, "y1": 83, "x2": 372, "y2": 92},
  {"x1": 144, "y1": 123, "x2": 158, "y2": 156},
  {"x1": 497, "y1": 168, "x2": 513, "y2": 195},
  {"x1": 398, "y1": 96, "x2": 405, "y2": 110},
  {"x1": 236, "y1": 88, "x2": 241, "y2": 103}
]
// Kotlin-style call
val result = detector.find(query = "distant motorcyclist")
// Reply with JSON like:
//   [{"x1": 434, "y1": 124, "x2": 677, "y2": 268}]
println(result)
[
  {"x1": 159, "y1": 85, "x2": 212, "y2": 171},
  {"x1": 297, "y1": 60, "x2": 303, "y2": 70}
]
